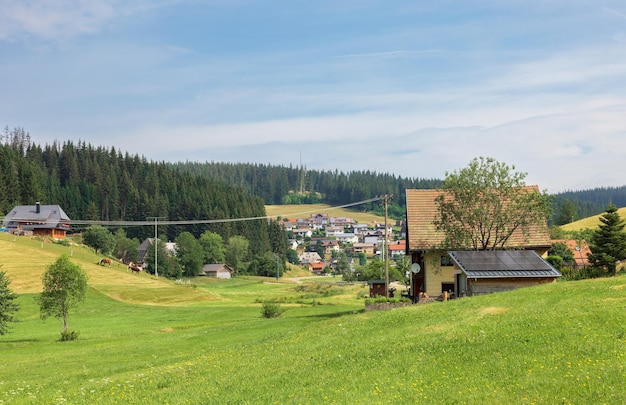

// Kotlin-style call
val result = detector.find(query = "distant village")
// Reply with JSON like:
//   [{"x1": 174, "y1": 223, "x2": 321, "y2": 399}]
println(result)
[{"x1": 283, "y1": 213, "x2": 406, "y2": 274}]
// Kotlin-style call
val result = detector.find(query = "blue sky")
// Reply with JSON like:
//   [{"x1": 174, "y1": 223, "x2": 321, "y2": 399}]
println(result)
[{"x1": 1, "y1": 1, "x2": 625, "y2": 193}]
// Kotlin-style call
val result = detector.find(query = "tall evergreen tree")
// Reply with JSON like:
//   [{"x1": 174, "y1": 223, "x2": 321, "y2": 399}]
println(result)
[{"x1": 588, "y1": 204, "x2": 626, "y2": 276}]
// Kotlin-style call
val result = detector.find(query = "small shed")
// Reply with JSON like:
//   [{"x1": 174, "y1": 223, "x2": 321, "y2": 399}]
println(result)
[
  {"x1": 200, "y1": 264, "x2": 234, "y2": 279},
  {"x1": 448, "y1": 250, "x2": 562, "y2": 296},
  {"x1": 368, "y1": 280, "x2": 387, "y2": 298},
  {"x1": 3, "y1": 202, "x2": 71, "y2": 239}
]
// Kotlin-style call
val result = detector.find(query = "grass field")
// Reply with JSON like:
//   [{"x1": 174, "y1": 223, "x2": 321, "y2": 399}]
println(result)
[
  {"x1": 1, "y1": 233, "x2": 626, "y2": 403},
  {"x1": 560, "y1": 206, "x2": 626, "y2": 232},
  {"x1": 265, "y1": 203, "x2": 387, "y2": 225}
]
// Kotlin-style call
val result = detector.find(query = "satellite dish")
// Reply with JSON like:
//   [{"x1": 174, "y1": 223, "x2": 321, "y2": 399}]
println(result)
[{"x1": 411, "y1": 263, "x2": 421, "y2": 274}]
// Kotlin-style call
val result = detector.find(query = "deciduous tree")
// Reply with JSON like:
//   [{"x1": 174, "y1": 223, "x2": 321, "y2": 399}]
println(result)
[
  {"x1": 175, "y1": 232, "x2": 204, "y2": 277},
  {"x1": 82, "y1": 225, "x2": 115, "y2": 255},
  {"x1": 199, "y1": 231, "x2": 225, "y2": 264},
  {"x1": 434, "y1": 157, "x2": 551, "y2": 250},
  {"x1": 38, "y1": 255, "x2": 88, "y2": 340},
  {"x1": 225, "y1": 236, "x2": 249, "y2": 273}
]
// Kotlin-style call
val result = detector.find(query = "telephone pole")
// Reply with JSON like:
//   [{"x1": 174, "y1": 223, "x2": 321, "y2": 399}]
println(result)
[
  {"x1": 383, "y1": 195, "x2": 392, "y2": 298},
  {"x1": 147, "y1": 216, "x2": 166, "y2": 278}
]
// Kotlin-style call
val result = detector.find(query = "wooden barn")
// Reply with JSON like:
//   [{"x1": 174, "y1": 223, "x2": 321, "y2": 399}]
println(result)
[{"x1": 200, "y1": 263, "x2": 235, "y2": 279}]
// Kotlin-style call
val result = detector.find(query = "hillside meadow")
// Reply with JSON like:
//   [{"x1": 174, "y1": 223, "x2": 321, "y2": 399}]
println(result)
[
  {"x1": 265, "y1": 204, "x2": 387, "y2": 225},
  {"x1": 1, "y1": 233, "x2": 626, "y2": 404},
  {"x1": 560, "y1": 206, "x2": 626, "y2": 232}
]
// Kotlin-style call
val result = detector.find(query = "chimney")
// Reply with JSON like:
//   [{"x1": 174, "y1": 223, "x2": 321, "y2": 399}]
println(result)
[{"x1": 36, "y1": 202, "x2": 40, "y2": 214}]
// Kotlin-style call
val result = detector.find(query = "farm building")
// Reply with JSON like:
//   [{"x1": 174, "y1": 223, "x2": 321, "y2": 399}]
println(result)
[
  {"x1": 2, "y1": 202, "x2": 71, "y2": 239},
  {"x1": 447, "y1": 250, "x2": 562, "y2": 296},
  {"x1": 200, "y1": 264, "x2": 234, "y2": 279},
  {"x1": 405, "y1": 187, "x2": 559, "y2": 300}
]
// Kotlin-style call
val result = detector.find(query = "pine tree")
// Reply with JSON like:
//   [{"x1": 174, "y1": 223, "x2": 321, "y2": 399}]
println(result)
[
  {"x1": 0, "y1": 269, "x2": 20, "y2": 335},
  {"x1": 588, "y1": 204, "x2": 626, "y2": 276}
]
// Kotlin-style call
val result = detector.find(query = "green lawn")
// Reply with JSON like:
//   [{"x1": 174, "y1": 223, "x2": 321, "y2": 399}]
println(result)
[{"x1": 1, "y1": 234, "x2": 626, "y2": 403}]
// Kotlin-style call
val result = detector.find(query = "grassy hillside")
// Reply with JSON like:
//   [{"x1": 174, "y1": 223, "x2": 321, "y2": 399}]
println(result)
[
  {"x1": 265, "y1": 203, "x2": 387, "y2": 225},
  {"x1": 560, "y1": 206, "x2": 626, "y2": 231},
  {"x1": 1, "y1": 233, "x2": 625, "y2": 403}
]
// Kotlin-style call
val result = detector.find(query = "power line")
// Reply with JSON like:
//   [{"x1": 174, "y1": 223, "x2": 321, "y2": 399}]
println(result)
[{"x1": 1, "y1": 197, "x2": 386, "y2": 227}]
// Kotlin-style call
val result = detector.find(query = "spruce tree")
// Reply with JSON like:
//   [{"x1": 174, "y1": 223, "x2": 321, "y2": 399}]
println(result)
[
  {"x1": 588, "y1": 204, "x2": 626, "y2": 276},
  {"x1": 0, "y1": 269, "x2": 20, "y2": 335}
]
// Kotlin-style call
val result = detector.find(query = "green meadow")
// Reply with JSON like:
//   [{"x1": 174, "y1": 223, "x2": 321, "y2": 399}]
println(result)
[{"x1": 1, "y1": 232, "x2": 626, "y2": 404}]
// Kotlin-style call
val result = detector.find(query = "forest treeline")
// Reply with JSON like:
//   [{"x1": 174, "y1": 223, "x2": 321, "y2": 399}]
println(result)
[
  {"x1": 2, "y1": 127, "x2": 625, "y2": 233},
  {"x1": 173, "y1": 161, "x2": 442, "y2": 218},
  {"x1": 174, "y1": 163, "x2": 626, "y2": 225},
  {"x1": 0, "y1": 128, "x2": 270, "y2": 255}
]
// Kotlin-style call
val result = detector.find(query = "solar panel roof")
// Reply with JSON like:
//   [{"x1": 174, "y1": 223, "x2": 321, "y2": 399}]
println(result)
[{"x1": 448, "y1": 250, "x2": 562, "y2": 279}]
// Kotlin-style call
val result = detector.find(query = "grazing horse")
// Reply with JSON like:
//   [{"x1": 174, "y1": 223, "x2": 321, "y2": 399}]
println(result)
[
  {"x1": 128, "y1": 261, "x2": 142, "y2": 273},
  {"x1": 99, "y1": 258, "x2": 112, "y2": 266}
]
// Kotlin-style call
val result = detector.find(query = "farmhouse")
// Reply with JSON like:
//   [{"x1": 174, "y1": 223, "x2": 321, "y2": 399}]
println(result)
[
  {"x1": 405, "y1": 187, "x2": 558, "y2": 300},
  {"x1": 3, "y1": 202, "x2": 71, "y2": 239},
  {"x1": 553, "y1": 239, "x2": 592, "y2": 268},
  {"x1": 200, "y1": 263, "x2": 234, "y2": 278}
]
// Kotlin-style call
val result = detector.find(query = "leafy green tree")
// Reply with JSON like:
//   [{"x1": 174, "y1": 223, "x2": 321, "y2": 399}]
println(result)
[
  {"x1": 38, "y1": 255, "x2": 88, "y2": 339},
  {"x1": 434, "y1": 157, "x2": 551, "y2": 250},
  {"x1": 358, "y1": 252, "x2": 367, "y2": 266},
  {"x1": 225, "y1": 236, "x2": 249, "y2": 273},
  {"x1": 0, "y1": 268, "x2": 20, "y2": 335},
  {"x1": 113, "y1": 228, "x2": 139, "y2": 263},
  {"x1": 588, "y1": 204, "x2": 626, "y2": 276},
  {"x1": 199, "y1": 231, "x2": 225, "y2": 264},
  {"x1": 144, "y1": 239, "x2": 180, "y2": 278},
  {"x1": 175, "y1": 232, "x2": 204, "y2": 277},
  {"x1": 548, "y1": 242, "x2": 575, "y2": 264},
  {"x1": 82, "y1": 225, "x2": 115, "y2": 255},
  {"x1": 248, "y1": 252, "x2": 283, "y2": 278}
]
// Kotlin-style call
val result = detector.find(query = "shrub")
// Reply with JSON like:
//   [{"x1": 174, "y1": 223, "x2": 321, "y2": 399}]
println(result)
[
  {"x1": 261, "y1": 302, "x2": 283, "y2": 318},
  {"x1": 59, "y1": 330, "x2": 80, "y2": 341},
  {"x1": 364, "y1": 297, "x2": 411, "y2": 305}
]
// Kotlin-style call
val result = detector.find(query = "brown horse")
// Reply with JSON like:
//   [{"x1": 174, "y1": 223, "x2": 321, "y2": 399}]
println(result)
[
  {"x1": 99, "y1": 258, "x2": 112, "y2": 266},
  {"x1": 128, "y1": 261, "x2": 142, "y2": 273}
]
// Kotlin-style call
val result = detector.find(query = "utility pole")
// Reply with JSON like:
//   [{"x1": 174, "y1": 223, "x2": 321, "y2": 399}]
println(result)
[
  {"x1": 147, "y1": 216, "x2": 166, "y2": 278},
  {"x1": 383, "y1": 195, "x2": 392, "y2": 298}
]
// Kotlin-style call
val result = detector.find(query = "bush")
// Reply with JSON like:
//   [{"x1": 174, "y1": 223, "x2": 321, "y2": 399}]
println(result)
[
  {"x1": 59, "y1": 330, "x2": 80, "y2": 341},
  {"x1": 261, "y1": 302, "x2": 283, "y2": 318},
  {"x1": 560, "y1": 266, "x2": 607, "y2": 281},
  {"x1": 364, "y1": 297, "x2": 411, "y2": 305}
]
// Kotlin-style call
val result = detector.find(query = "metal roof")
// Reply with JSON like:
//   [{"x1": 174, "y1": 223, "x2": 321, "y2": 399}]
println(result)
[
  {"x1": 448, "y1": 250, "x2": 562, "y2": 279},
  {"x1": 2, "y1": 204, "x2": 71, "y2": 230}
]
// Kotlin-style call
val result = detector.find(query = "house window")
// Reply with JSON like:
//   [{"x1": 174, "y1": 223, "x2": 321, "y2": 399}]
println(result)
[
  {"x1": 441, "y1": 282, "x2": 454, "y2": 295},
  {"x1": 440, "y1": 255, "x2": 453, "y2": 266}
]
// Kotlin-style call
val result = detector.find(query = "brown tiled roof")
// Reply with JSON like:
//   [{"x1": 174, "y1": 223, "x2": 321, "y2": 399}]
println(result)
[
  {"x1": 553, "y1": 239, "x2": 592, "y2": 266},
  {"x1": 406, "y1": 186, "x2": 551, "y2": 251}
]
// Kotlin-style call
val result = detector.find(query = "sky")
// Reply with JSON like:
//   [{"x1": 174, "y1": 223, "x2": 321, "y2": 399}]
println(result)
[{"x1": 1, "y1": 1, "x2": 625, "y2": 194}]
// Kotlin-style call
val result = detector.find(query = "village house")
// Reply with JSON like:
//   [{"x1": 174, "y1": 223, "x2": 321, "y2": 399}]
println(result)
[
  {"x1": 199, "y1": 263, "x2": 235, "y2": 279},
  {"x1": 388, "y1": 240, "x2": 406, "y2": 258},
  {"x1": 298, "y1": 251, "x2": 323, "y2": 265},
  {"x1": 352, "y1": 242, "x2": 375, "y2": 255},
  {"x1": 329, "y1": 216, "x2": 354, "y2": 227},
  {"x1": 292, "y1": 228, "x2": 313, "y2": 239},
  {"x1": 3, "y1": 202, "x2": 71, "y2": 239},
  {"x1": 553, "y1": 239, "x2": 592, "y2": 268},
  {"x1": 351, "y1": 223, "x2": 370, "y2": 236},
  {"x1": 325, "y1": 225, "x2": 344, "y2": 237},
  {"x1": 138, "y1": 238, "x2": 177, "y2": 263},
  {"x1": 405, "y1": 187, "x2": 560, "y2": 300},
  {"x1": 336, "y1": 232, "x2": 359, "y2": 244}
]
